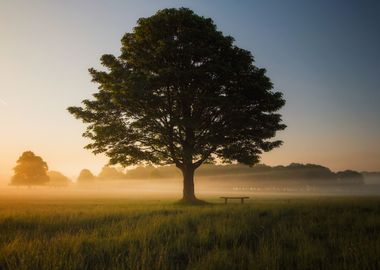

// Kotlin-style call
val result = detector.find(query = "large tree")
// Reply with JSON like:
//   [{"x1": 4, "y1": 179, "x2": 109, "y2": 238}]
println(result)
[
  {"x1": 68, "y1": 8, "x2": 286, "y2": 203},
  {"x1": 11, "y1": 151, "x2": 50, "y2": 186}
]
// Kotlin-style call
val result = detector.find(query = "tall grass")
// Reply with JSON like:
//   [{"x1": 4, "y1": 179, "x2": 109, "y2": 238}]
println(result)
[{"x1": 0, "y1": 197, "x2": 379, "y2": 269}]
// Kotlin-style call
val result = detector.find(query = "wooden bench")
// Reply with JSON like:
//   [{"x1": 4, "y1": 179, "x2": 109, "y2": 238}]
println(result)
[{"x1": 220, "y1": 196, "x2": 249, "y2": 204}]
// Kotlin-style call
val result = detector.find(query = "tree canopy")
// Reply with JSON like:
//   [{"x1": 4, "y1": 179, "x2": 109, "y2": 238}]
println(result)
[
  {"x1": 47, "y1": 171, "x2": 70, "y2": 187},
  {"x1": 98, "y1": 166, "x2": 127, "y2": 180},
  {"x1": 68, "y1": 8, "x2": 286, "y2": 202},
  {"x1": 11, "y1": 151, "x2": 50, "y2": 186},
  {"x1": 77, "y1": 169, "x2": 96, "y2": 183},
  {"x1": 337, "y1": 170, "x2": 364, "y2": 185}
]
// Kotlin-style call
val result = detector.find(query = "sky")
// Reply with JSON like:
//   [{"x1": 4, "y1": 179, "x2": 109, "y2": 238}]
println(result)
[{"x1": 1, "y1": 0, "x2": 379, "y2": 180}]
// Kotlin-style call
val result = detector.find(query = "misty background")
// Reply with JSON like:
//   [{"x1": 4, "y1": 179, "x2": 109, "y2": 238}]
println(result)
[{"x1": 2, "y1": 163, "x2": 380, "y2": 200}]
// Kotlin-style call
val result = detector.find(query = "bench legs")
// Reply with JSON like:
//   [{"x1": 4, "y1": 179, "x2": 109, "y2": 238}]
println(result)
[{"x1": 222, "y1": 198, "x2": 247, "y2": 204}]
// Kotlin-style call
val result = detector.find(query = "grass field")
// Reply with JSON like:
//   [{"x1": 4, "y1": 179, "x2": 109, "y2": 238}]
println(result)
[{"x1": 0, "y1": 197, "x2": 379, "y2": 269}]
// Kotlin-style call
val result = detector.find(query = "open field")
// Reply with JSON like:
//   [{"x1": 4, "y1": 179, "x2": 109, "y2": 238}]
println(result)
[{"x1": 0, "y1": 196, "x2": 379, "y2": 270}]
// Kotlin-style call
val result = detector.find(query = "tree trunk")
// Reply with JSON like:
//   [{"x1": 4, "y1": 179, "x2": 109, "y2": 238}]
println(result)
[{"x1": 181, "y1": 166, "x2": 197, "y2": 202}]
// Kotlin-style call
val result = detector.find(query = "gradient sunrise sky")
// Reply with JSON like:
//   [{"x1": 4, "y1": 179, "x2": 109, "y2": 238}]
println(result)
[{"x1": 1, "y1": 0, "x2": 379, "y2": 180}]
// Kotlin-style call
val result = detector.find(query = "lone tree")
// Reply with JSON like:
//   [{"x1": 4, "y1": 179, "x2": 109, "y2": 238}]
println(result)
[
  {"x1": 68, "y1": 8, "x2": 286, "y2": 203},
  {"x1": 77, "y1": 169, "x2": 96, "y2": 183},
  {"x1": 11, "y1": 151, "x2": 50, "y2": 186}
]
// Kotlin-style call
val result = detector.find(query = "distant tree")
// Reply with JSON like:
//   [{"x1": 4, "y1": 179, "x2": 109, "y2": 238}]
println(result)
[
  {"x1": 47, "y1": 171, "x2": 70, "y2": 187},
  {"x1": 125, "y1": 166, "x2": 156, "y2": 179},
  {"x1": 278, "y1": 163, "x2": 336, "y2": 181},
  {"x1": 150, "y1": 168, "x2": 163, "y2": 179},
  {"x1": 98, "y1": 166, "x2": 126, "y2": 180},
  {"x1": 197, "y1": 163, "x2": 260, "y2": 176},
  {"x1": 123, "y1": 165, "x2": 180, "y2": 179},
  {"x1": 154, "y1": 165, "x2": 181, "y2": 178},
  {"x1": 336, "y1": 170, "x2": 364, "y2": 185},
  {"x1": 11, "y1": 151, "x2": 49, "y2": 186},
  {"x1": 68, "y1": 8, "x2": 286, "y2": 203},
  {"x1": 77, "y1": 169, "x2": 96, "y2": 183}
]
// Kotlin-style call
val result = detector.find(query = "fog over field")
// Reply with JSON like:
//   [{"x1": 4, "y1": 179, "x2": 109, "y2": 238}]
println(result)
[{"x1": 1, "y1": 163, "x2": 380, "y2": 201}]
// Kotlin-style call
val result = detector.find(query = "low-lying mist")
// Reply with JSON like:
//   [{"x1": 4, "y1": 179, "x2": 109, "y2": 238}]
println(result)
[
  {"x1": 2, "y1": 163, "x2": 380, "y2": 201},
  {"x1": 1, "y1": 176, "x2": 380, "y2": 202}
]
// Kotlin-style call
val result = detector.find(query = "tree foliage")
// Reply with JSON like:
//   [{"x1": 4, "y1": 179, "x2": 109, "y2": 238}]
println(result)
[
  {"x1": 77, "y1": 169, "x2": 96, "y2": 183},
  {"x1": 98, "y1": 166, "x2": 127, "y2": 180},
  {"x1": 336, "y1": 170, "x2": 364, "y2": 185},
  {"x1": 68, "y1": 8, "x2": 286, "y2": 201},
  {"x1": 11, "y1": 151, "x2": 50, "y2": 186},
  {"x1": 47, "y1": 171, "x2": 70, "y2": 187}
]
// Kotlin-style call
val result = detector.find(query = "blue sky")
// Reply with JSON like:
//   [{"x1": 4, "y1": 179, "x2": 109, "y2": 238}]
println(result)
[{"x1": 0, "y1": 0, "x2": 379, "y2": 179}]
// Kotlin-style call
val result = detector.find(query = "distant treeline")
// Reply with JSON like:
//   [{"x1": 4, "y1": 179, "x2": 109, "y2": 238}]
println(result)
[
  {"x1": 77, "y1": 163, "x2": 378, "y2": 186},
  {"x1": 10, "y1": 151, "x2": 378, "y2": 187}
]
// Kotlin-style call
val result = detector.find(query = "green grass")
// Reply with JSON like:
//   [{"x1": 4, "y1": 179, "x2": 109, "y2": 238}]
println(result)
[{"x1": 0, "y1": 197, "x2": 379, "y2": 269}]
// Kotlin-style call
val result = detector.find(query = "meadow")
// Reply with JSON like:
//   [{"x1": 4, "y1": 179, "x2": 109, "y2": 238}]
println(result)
[{"x1": 0, "y1": 196, "x2": 379, "y2": 270}]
